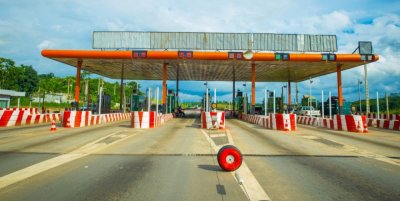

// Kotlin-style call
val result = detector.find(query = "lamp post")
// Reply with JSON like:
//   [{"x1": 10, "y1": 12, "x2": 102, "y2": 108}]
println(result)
[
  {"x1": 358, "y1": 79, "x2": 363, "y2": 114},
  {"x1": 309, "y1": 78, "x2": 313, "y2": 116},
  {"x1": 243, "y1": 82, "x2": 247, "y2": 114},
  {"x1": 204, "y1": 82, "x2": 208, "y2": 112},
  {"x1": 281, "y1": 85, "x2": 287, "y2": 113}
]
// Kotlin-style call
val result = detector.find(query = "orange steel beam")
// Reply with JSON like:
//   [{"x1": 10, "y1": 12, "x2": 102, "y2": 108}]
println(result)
[
  {"x1": 162, "y1": 63, "x2": 167, "y2": 106},
  {"x1": 41, "y1": 50, "x2": 379, "y2": 63},
  {"x1": 75, "y1": 60, "x2": 82, "y2": 103},
  {"x1": 337, "y1": 64, "x2": 343, "y2": 114},
  {"x1": 251, "y1": 63, "x2": 256, "y2": 106}
]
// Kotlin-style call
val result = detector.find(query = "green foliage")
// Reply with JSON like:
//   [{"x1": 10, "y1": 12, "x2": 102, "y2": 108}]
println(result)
[
  {"x1": 1, "y1": 57, "x2": 141, "y2": 108},
  {"x1": 0, "y1": 57, "x2": 39, "y2": 96}
]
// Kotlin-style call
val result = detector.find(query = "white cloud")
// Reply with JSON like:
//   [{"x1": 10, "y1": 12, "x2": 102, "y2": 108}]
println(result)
[
  {"x1": 37, "y1": 40, "x2": 55, "y2": 50},
  {"x1": 0, "y1": 1, "x2": 399, "y2": 102}
]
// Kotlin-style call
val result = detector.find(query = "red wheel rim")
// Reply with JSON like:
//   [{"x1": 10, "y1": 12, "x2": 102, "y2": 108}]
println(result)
[{"x1": 217, "y1": 145, "x2": 242, "y2": 171}]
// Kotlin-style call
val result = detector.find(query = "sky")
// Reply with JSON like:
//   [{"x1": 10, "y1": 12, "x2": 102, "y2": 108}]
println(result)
[{"x1": 0, "y1": 0, "x2": 399, "y2": 103}]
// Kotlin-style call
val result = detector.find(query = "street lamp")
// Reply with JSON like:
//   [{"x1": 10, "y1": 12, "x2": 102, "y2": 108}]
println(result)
[
  {"x1": 309, "y1": 78, "x2": 313, "y2": 116},
  {"x1": 358, "y1": 79, "x2": 363, "y2": 114},
  {"x1": 204, "y1": 82, "x2": 208, "y2": 112},
  {"x1": 243, "y1": 82, "x2": 248, "y2": 114},
  {"x1": 281, "y1": 85, "x2": 287, "y2": 113}
]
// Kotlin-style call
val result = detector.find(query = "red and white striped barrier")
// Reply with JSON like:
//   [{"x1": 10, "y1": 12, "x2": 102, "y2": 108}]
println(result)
[
  {"x1": 240, "y1": 114, "x2": 296, "y2": 131},
  {"x1": 367, "y1": 113, "x2": 400, "y2": 121},
  {"x1": 131, "y1": 112, "x2": 174, "y2": 128},
  {"x1": 297, "y1": 115, "x2": 368, "y2": 133},
  {"x1": 103, "y1": 113, "x2": 130, "y2": 123},
  {"x1": 201, "y1": 111, "x2": 225, "y2": 129},
  {"x1": 131, "y1": 111, "x2": 156, "y2": 128},
  {"x1": 367, "y1": 119, "x2": 400, "y2": 131},
  {"x1": 62, "y1": 111, "x2": 92, "y2": 128},
  {"x1": 0, "y1": 109, "x2": 60, "y2": 127}
]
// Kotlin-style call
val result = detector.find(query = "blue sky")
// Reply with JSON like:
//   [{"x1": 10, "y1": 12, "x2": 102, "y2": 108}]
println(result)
[{"x1": 0, "y1": 0, "x2": 399, "y2": 103}]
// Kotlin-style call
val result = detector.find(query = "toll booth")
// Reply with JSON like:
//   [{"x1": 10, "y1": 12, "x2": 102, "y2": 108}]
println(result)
[
  {"x1": 96, "y1": 93, "x2": 111, "y2": 113},
  {"x1": 166, "y1": 89, "x2": 175, "y2": 113},
  {"x1": 131, "y1": 88, "x2": 145, "y2": 111},
  {"x1": 323, "y1": 96, "x2": 351, "y2": 115},
  {"x1": 235, "y1": 90, "x2": 249, "y2": 114}
]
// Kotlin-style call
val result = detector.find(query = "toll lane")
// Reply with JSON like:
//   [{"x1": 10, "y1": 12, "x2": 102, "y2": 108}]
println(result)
[
  {"x1": 227, "y1": 119, "x2": 400, "y2": 201},
  {"x1": 0, "y1": 117, "x2": 248, "y2": 201}
]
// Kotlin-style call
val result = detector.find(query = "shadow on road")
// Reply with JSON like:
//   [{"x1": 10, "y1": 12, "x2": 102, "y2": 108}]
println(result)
[{"x1": 197, "y1": 164, "x2": 223, "y2": 172}]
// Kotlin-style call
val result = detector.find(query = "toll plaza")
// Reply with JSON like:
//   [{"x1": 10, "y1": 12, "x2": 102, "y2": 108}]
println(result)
[
  {"x1": 3, "y1": 32, "x2": 400, "y2": 201},
  {"x1": 41, "y1": 32, "x2": 378, "y2": 132}
]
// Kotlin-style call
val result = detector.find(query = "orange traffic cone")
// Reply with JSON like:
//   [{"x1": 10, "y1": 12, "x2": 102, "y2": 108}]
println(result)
[
  {"x1": 65, "y1": 118, "x2": 71, "y2": 128},
  {"x1": 363, "y1": 121, "x2": 368, "y2": 133},
  {"x1": 50, "y1": 120, "x2": 57, "y2": 131}
]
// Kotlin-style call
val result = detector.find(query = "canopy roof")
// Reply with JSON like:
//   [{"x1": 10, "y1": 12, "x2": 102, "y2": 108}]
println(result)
[{"x1": 41, "y1": 50, "x2": 379, "y2": 82}]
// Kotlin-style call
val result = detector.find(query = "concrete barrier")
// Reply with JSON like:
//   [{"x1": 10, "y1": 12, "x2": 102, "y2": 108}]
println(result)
[
  {"x1": 201, "y1": 111, "x2": 225, "y2": 129},
  {"x1": 297, "y1": 115, "x2": 368, "y2": 133},
  {"x1": 0, "y1": 108, "x2": 60, "y2": 127},
  {"x1": 240, "y1": 113, "x2": 297, "y2": 131},
  {"x1": 131, "y1": 112, "x2": 174, "y2": 129}
]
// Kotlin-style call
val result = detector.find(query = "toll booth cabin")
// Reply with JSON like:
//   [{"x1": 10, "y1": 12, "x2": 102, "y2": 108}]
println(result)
[
  {"x1": 166, "y1": 89, "x2": 175, "y2": 114},
  {"x1": 324, "y1": 96, "x2": 351, "y2": 115}
]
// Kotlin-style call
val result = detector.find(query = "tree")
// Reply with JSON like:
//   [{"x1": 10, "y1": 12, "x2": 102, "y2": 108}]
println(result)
[{"x1": 0, "y1": 57, "x2": 15, "y2": 88}]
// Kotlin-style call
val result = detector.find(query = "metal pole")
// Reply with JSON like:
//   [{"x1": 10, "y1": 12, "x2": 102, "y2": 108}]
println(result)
[
  {"x1": 376, "y1": 92, "x2": 380, "y2": 119},
  {"x1": 309, "y1": 79, "x2": 312, "y2": 116},
  {"x1": 386, "y1": 93, "x2": 389, "y2": 119},
  {"x1": 273, "y1": 90, "x2": 276, "y2": 114},
  {"x1": 156, "y1": 87, "x2": 159, "y2": 114},
  {"x1": 321, "y1": 90, "x2": 324, "y2": 118},
  {"x1": 214, "y1": 88, "x2": 216, "y2": 105},
  {"x1": 364, "y1": 64, "x2": 370, "y2": 115},
  {"x1": 264, "y1": 89, "x2": 267, "y2": 116},
  {"x1": 98, "y1": 86, "x2": 103, "y2": 115},
  {"x1": 329, "y1": 91, "x2": 332, "y2": 119},
  {"x1": 148, "y1": 88, "x2": 151, "y2": 112},
  {"x1": 206, "y1": 88, "x2": 209, "y2": 112},
  {"x1": 358, "y1": 79, "x2": 362, "y2": 114},
  {"x1": 17, "y1": 97, "x2": 20, "y2": 108}
]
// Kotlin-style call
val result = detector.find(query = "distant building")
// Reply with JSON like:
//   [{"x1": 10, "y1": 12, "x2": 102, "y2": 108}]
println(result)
[
  {"x1": 0, "y1": 89, "x2": 26, "y2": 108},
  {"x1": 32, "y1": 93, "x2": 68, "y2": 103}
]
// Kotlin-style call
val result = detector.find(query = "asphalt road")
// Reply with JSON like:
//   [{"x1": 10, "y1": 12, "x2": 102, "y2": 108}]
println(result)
[{"x1": 0, "y1": 113, "x2": 399, "y2": 201}]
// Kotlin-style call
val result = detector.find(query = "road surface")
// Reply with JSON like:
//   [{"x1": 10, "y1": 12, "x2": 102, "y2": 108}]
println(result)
[{"x1": 0, "y1": 112, "x2": 399, "y2": 201}]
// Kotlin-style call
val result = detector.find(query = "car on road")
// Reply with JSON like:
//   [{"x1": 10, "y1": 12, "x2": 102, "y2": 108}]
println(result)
[{"x1": 294, "y1": 106, "x2": 321, "y2": 116}]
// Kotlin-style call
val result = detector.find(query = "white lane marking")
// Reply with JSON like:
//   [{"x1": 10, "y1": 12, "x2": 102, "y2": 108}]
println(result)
[
  {"x1": 209, "y1": 133, "x2": 226, "y2": 138},
  {"x1": 0, "y1": 130, "x2": 137, "y2": 190},
  {"x1": 200, "y1": 129, "x2": 271, "y2": 201},
  {"x1": 299, "y1": 134, "x2": 400, "y2": 167}
]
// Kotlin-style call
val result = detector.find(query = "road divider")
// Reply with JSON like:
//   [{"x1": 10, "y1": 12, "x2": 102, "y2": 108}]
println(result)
[
  {"x1": 131, "y1": 111, "x2": 174, "y2": 128},
  {"x1": 367, "y1": 118, "x2": 400, "y2": 131},
  {"x1": 62, "y1": 111, "x2": 130, "y2": 128},
  {"x1": 201, "y1": 111, "x2": 225, "y2": 129},
  {"x1": 0, "y1": 108, "x2": 60, "y2": 127},
  {"x1": 239, "y1": 113, "x2": 297, "y2": 131},
  {"x1": 297, "y1": 115, "x2": 368, "y2": 133},
  {"x1": 367, "y1": 113, "x2": 400, "y2": 121}
]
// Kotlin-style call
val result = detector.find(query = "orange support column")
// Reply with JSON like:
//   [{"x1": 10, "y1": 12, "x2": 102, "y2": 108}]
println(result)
[
  {"x1": 75, "y1": 60, "x2": 82, "y2": 106},
  {"x1": 162, "y1": 63, "x2": 167, "y2": 114},
  {"x1": 251, "y1": 63, "x2": 256, "y2": 114},
  {"x1": 337, "y1": 64, "x2": 343, "y2": 114}
]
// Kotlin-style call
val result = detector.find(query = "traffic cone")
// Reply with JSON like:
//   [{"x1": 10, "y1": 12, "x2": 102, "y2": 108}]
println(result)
[
  {"x1": 66, "y1": 118, "x2": 71, "y2": 128},
  {"x1": 50, "y1": 120, "x2": 57, "y2": 131},
  {"x1": 363, "y1": 121, "x2": 368, "y2": 133}
]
